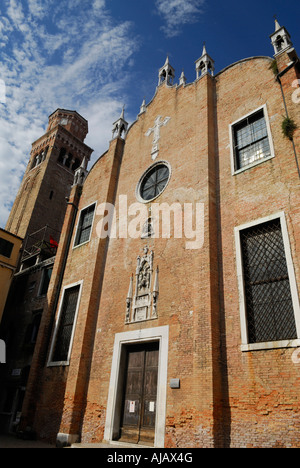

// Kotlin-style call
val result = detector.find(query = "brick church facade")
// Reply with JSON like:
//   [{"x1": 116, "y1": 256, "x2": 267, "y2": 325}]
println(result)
[{"x1": 1, "y1": 20, "x2": 300, "y2": 448}]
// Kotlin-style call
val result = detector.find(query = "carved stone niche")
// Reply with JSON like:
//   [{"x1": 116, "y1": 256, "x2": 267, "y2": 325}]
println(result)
[{"x1": 125, "y1": 247, "x2": 159, "y2": 324}]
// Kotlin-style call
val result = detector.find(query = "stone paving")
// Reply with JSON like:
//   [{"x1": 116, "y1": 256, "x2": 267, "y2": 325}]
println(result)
[
  {"x1": 0, "y1": 435, "x2": 150, "y2": 449},
  {"x1": 0, "y1": 435, "x2": 56, "y2": 448}
]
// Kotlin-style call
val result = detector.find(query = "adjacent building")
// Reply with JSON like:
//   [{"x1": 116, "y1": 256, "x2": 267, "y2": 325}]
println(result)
[
  {"x1": 0, "y1": 229, "x2": 22, "y2": 324},
  {"x1": 0, "y1": 110, "x2": 93, "y2": 435}
]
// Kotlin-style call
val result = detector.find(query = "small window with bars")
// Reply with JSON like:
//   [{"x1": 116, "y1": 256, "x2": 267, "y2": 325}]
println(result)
[
  {"x1": 239, "y1": 218, "x2": 297, "y2": 344},
  {"x1": 232, "y1": 108, "x2": 272, "y2": 171},
  {"x1": 50, "y1": 284, "x2": 81, "y2": 364},
  {"x1": 74, "y1": 203, "x2": 96, "y2": 247}
]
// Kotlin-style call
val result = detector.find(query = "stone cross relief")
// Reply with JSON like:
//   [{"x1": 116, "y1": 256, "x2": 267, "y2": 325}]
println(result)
[{"x1": 145, "y1": 115, "x2": 171, "y2": 160}]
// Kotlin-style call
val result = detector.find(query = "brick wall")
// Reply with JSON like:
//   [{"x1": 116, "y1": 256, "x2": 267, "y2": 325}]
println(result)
[
  {"x1": 216, "y1": 56, "x2": 300, "y2": 447},
  {"x1": 21, "y1": 50, "x2": 300, "y2": 448}
]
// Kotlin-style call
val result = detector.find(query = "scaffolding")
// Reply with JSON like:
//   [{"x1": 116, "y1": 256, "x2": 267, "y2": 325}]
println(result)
[{"x1": 21, "y1": 225, "x2": 60, "y2": 266}]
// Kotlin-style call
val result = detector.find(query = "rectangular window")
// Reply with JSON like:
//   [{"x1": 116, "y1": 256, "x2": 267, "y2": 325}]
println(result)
[
  {"x1": 74, "y1": 203, "x2": 96, "y2": 247},
  {"x1": 0, "y1": 238, "x2": 14, "y2": 258},
  {"x1": 49, "y1": 283, "x2": 81, "y2": 365},
  {"x1": 39, "y1": 267, "x2": 53, "y2": 296},
  {"x1": 235, "y1": 213, "x2": 300, "y2": 351},
  {"x1": 231, "y1": 106, "x2": 274, "y2": 173}
]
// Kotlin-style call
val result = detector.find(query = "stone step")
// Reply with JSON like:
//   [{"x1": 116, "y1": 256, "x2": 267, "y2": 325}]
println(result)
[{"x1": 70, "y1": 441, "x2": 151, "y2": 449}]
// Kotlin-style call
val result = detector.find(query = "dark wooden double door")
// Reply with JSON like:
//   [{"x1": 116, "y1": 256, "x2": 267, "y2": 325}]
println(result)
[{"x1": 119, "y1": 342, "x2": 159, "y2": 445}]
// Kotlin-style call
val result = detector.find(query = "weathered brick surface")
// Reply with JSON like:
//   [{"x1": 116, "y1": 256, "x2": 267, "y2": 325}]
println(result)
[
  {"x1": 20, "y1": 48, "x2": 300, "y2": 448},
  {"x1": 215, "y1": 56, "x2": 300, "y2": 448}
]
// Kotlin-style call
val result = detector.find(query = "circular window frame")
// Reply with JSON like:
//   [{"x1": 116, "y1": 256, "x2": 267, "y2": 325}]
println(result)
[{"x1": 136, "y1": 160, "x2": 172, "y2": 204}]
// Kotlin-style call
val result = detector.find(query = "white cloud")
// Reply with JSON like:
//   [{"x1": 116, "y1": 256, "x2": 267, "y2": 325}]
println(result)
[
  {"x1": 27, "y1": 0, "x2": 48, "y2": 19},
  {"x1": 155, "y1": 0, "x2": 205, "y2": 37},
  {"x1": 0, "y1": 80, "x2": 6, "y2": 103},
  {"x1": 83, "y1": 99, "x2": 123, "y2": 165},
  {"x1": 93, "y1": 0, "x2": 106, "y2": 12},
  {"x1": 0, "y1": 0, "x2": 139, "y2": 228}
]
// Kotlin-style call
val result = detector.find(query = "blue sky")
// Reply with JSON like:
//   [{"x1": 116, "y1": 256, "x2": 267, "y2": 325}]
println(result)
[{"x1": 0, "y1": 0, "x2": 299, "y2": 228}]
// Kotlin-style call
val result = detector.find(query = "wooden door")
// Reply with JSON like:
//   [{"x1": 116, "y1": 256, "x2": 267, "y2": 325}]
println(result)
[{"x1": 119, "y1": 342, "x2": 159, "y2": 445}]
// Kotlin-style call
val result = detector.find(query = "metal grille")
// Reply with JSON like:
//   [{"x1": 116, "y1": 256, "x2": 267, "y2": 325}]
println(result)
[
  {"x1": 52, "y1": 285, "x2": 80, "y2": 362},
  {"x1": 240, "y1": 219, "x2": 297, "y2": 343},
  {"x1": 234, "y1": 110, "x2": 271, "y2": 170}
]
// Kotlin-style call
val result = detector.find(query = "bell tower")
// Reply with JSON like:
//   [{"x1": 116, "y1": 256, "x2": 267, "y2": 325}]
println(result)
[
  {"x1": 195, "y1": 44, "x2": 215, "y2": 79},
  {"x1": 158, "y1": 56, "x2": 175, "y2": 86},
  {"x1": 6, "y1": 109, "x2": 94, "y2": 245},
  {"x1": 270, "y1": 19, "x2": 293, "y2": 57}
]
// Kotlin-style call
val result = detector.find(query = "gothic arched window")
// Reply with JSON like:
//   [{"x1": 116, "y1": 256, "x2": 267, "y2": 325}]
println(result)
[
  {"x1": 275, "y1": 35, "x2": 284, "y2": 52},
  {"x1": 58, "y1": 148, "x2": 66, "y2": 164},
  {"x1": 65, "y1": 154, "x2": 73, "y2": 168},
  {"x1": 72, "y1": 158, "x2": 80, "y2": 171}
]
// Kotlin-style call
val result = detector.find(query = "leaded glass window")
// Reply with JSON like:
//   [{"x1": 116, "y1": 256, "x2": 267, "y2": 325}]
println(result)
[
  {"x1": 233, "y1": 109, "x2": 271, "y2": 170},
  {"x1": 74, "y1": 204, "x2": 95, "y2": 246},
  {"x1": 52, "y1": 285, "x2": 80, "y2": 362},
  {"x1": 240, "y1": 219, "x2": 297, "y2": 343},
  {"x1": 140, "y1": 164, "x2": 170, "y2": 202}
]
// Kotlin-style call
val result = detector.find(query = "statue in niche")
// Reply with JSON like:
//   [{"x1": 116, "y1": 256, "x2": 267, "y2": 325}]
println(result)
[
  {"x1": 136, "y1": 247, "x2": 153, "y2": 295},
  {"x1": 138, "y1": 262, "x2": 151, "y2": 291}
]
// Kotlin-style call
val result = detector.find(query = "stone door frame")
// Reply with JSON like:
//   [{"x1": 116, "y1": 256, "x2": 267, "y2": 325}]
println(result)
[{"x1": 104, "y1": 326, "x2": 169, "y2": 447}]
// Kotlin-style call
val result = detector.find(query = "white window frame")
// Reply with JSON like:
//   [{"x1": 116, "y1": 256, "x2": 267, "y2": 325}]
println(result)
[
  {"x1": 47, "y1": 280, "x2": 83, "y2": 366},
  {"x1": 73, "y1": 201, "x2": 97, "y2": 249},
  {"x1": 234, "y1": 211, "x2": 300, "y2": 352},
  {"x1": 229, "y1": 104, "x2": 275, "y2": 175}
]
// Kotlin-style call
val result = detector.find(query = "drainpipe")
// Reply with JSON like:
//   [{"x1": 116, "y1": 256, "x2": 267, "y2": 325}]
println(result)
[{"x1": 276, "y1": 59, "x2": 300, "y2": 178}]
